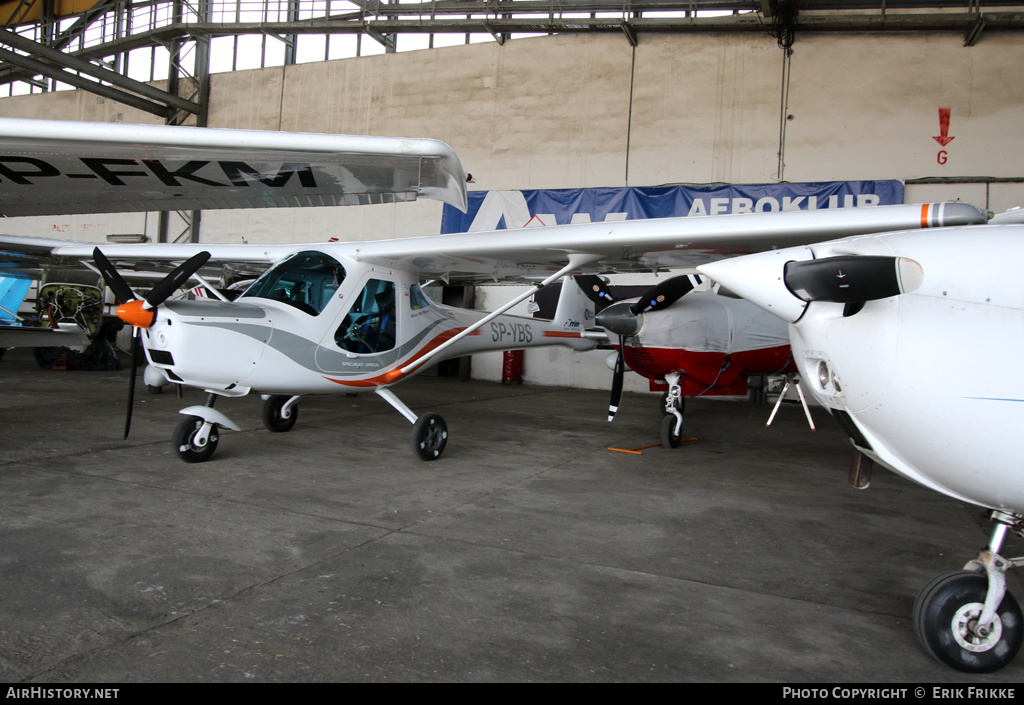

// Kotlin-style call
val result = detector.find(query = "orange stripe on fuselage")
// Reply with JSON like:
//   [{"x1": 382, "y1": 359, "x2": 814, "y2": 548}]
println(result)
[
  {"x1": 921, "y1": 203, "x2": 931, "y2": 228},
  {"x1": 322, "y1": 326, "x2": 480, "y2": 388},
  {"x1": 543, "y1": 331, "x2": 585, "y2": 338}
]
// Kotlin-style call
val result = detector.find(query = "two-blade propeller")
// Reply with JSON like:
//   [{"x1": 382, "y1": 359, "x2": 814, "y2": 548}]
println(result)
[
  {"x1": 93, "y1": 248, "x2": 211, "y2": 439},
  {"x1": 575, "y1": 273, "x2": 700, "y2": 422}
]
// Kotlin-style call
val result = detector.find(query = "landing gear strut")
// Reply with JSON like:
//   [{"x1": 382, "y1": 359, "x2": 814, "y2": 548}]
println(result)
[
  {"x1": 660, "y1": 372, "x2": 684, "y2": 448},
  {"x1": 376, "y1": 387, "x2": 448, "y2": 461},
  {"x1": 914, "y1": 510, "x2": 1024, "y2": 672},
  {"x1": 263, "y1": 395, "x2": 300, "y2": 432}
]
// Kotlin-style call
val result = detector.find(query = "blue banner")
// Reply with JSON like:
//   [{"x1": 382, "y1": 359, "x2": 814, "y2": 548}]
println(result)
[{"x1": 441, "y1": 181, "x2": 904, "y2": 233}]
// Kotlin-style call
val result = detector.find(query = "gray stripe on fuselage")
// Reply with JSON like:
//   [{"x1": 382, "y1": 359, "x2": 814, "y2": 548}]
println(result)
[
  {"x1": 182, "y1": 316, "x2": 454, "y2": 378},
  {"x1": 163, "y1": 299, "x2": 267, "y2": 319}
]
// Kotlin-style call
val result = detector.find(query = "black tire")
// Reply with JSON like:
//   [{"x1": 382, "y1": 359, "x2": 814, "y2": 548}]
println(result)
[
  {"x1": 914, "y1": 570, "x2": 1023, "y2": 673},
  {"x1": 263, "y1": 395, "x2": 298, "y2": 433},
  {"x1": 411, "y1": 413, "x2": 447, "y2": 461},
  {"x1": 661, "y1": 414, "x2": 682, "y2": 448},
  {"x1": 172, "y1": 416, "x2": 219, "y2": 463}
]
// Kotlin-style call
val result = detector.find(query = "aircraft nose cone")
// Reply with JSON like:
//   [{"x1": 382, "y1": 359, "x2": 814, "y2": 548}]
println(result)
[
  {"x1": 595, "y1": 300, "x2": 640, "y2": 337},
  {"x1": 698, "y1": 248, "x2": 812, "y2": 323}
]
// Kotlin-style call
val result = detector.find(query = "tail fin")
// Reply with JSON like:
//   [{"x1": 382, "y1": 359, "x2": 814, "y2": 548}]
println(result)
[
  {"x1": 553, "y1": 275, "x2": 595, "y2": 333},
  {"x1": 0, "y1": 275, "x2": 31, "y2": 324}
]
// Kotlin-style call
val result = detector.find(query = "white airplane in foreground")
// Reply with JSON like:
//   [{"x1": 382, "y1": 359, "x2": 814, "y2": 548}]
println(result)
[
  {"x1": 698, "y1": 208, "x2": 1024, "y2": 673},
  {"x1": 0, "y1": 118, "x2": 987, "y2": 469}
]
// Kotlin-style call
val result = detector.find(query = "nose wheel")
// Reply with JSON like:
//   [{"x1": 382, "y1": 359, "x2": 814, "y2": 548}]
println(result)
[
  {"x1": 170, "y1": 394, "x2": 239, "y2": 464},
  {"x1": 172, "y1": 415, "x2": 219, "y2": 463},
  {"x1": 914, "y1": 511, "x2": 1024, "y2": 672},
  {"x1": 660, "y1": 414, "x2": 683, "y2": 448},
  {"x1": 914, "y1": 570, "x2": 1022, "y2": 673}
]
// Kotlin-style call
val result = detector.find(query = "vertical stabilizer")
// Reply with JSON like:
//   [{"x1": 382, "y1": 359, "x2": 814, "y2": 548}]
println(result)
[
  {"x1": 0, "y1": 275, "x2": 30, "y2": 324},
  {"x1": 553, "y1": 276, "x2": 595, "y2": 332}
]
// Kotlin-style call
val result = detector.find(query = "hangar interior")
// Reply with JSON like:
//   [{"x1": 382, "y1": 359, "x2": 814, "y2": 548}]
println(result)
[
  {"x1": 0, "y1": 0, "x2": 1023, "y2": 390},
  {"x1": 3, "y1": 1, "x2": 1024, "y2": 684}
]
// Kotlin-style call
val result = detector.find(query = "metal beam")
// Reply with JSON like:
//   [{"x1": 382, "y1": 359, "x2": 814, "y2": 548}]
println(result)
[
  {"x1": 0, "y1": 45, "x2": 174, "y2": 116},
  {"x1": 2, "y1": 1, "x2": 1024, "y2": 94},
  {"x1": 620, "y1": 19, "x2": 637, "y2": 46},
  {"x1": 0, "y1": 28, "x2": 202, "y2": 114},
  {"x1": 964, "y1": 13, "x2": 986, "y2": 45}
]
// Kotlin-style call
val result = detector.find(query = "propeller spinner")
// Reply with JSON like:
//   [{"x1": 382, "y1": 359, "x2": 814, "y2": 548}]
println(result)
[{"x1": 93, "y1": 248, "x2": 211, "y2": 438}]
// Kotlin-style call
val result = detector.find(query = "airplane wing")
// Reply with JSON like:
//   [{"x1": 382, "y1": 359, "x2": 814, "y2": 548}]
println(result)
[
  {"x1": 19, "y1": 201, "x2": 987, "y2": 285},
  {"x1": 0, "y1": 117, "x2": 468, "y2": 216},
  {"x1": 337, "y1": 201, "x2": 989, "y2": 281}
]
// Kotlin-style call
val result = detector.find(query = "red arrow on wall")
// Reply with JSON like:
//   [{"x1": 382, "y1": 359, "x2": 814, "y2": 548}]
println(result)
[{"x1": 933, "y1": 107, "x2": 955, "y2": 147}]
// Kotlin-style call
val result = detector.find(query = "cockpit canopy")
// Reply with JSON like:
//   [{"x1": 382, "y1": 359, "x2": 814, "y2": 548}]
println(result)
[{"x1": 242, "y1": 251, "x2": 346, "y2": 315}]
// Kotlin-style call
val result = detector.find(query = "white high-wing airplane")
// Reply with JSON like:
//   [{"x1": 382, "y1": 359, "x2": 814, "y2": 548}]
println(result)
[
  {"x1": 0, "y1": 119, "x2": 986, "y2": 469},
  {"x1": 698, "y1": 208, "x2": 1024, "y2": 673}
]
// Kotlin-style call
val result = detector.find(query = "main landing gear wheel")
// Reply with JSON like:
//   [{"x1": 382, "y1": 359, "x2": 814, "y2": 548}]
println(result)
[
  {"x1": 172, "y1": 415, "x2": 219, "y2": 463},
  {"x1": 661, "y1": 414, "x2": 682, "y2": 448},
  {"x1": 914, "y1": 570, "x2": 1024, "y2": 673},
  {"x1": 263, "y1": 395, "x2": 298, "y2": 433},
  {"x1": 411, "y1": 413, "x2": 447, "y2": 461}
]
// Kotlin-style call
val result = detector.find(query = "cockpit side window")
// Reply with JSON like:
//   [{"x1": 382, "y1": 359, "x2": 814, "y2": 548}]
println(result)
[
  {"x1": 242, "y1": 251, "x2": 346, "y2": 315},
  {"x1": 336, "y1": 279, "x2": 397, "y2": 354},
  {"x1": 409, "y1": 285, "x2": 432, "y2": 311}
]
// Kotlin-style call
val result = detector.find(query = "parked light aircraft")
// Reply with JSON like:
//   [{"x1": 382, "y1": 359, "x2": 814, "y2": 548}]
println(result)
[
  {"x1": 697, "y1": 208, "x2": 1024, "y2": 673},
  {"x1": 0, "y1": 118, "x2": 987, "y2": 468},
  {"x1": 574, "y1": 274, "x2": 795, "y2": 446}
]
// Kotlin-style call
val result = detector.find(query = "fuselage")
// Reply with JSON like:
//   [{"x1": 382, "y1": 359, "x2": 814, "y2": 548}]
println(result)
[
  {"x1": 702, "y1": 225, "x2": 1024, "y2": 513},
  {"x1": 622, "y1": 291, "x2": 795, "y2": 395},
  {"x1": 142, "y1": 248, "x2": 595, "y2": 396}
]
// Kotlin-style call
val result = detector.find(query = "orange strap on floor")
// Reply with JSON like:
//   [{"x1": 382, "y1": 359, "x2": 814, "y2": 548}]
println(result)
[{"x1": 607, "y1": 443, "x2": 663, "y2": 455}]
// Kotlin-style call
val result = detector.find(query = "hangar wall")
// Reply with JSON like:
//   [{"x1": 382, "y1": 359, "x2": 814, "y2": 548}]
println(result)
[{"x1": 1, "y1": 30, "x2": 1022, "y2": 391}]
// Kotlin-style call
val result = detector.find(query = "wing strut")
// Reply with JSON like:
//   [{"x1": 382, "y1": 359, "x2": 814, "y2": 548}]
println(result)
[{"x1": 395, "y1": 253, "x2": 601, "y2": 379}]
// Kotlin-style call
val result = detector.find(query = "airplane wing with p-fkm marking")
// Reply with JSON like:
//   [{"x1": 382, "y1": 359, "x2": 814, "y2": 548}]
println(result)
[{"x1": 0, "y1": 117, "x2": 468, "y2": 216}]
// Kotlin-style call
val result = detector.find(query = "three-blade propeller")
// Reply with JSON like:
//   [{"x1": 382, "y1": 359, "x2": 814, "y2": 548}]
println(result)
[
  {"x1": 575, "y1": 273, "x2": 700, "y2": 422},
  {"x1": 93, "y1": 248, "x2": 211, "y2": 439}
]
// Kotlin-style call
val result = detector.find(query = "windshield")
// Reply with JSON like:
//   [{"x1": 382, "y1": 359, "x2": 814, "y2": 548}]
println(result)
[{"x1": 243, "y1": 251, "x2": 346, "y2": 315}]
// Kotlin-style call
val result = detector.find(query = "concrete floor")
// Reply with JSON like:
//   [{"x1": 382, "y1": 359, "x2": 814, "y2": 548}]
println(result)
[{"x1": 2, "y1": 346, "x2": 1023, "y2": 683}]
